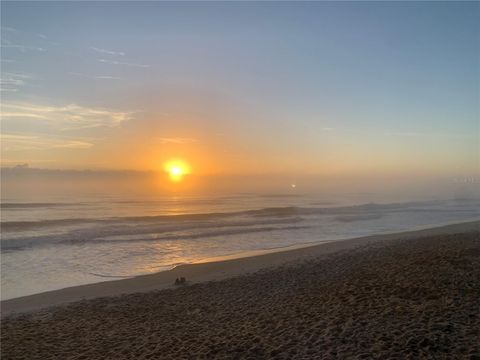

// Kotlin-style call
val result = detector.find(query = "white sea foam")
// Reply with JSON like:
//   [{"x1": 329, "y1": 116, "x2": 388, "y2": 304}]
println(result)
[{"x1": 1, "y1": 193, "x2": 479, "y2": 300}]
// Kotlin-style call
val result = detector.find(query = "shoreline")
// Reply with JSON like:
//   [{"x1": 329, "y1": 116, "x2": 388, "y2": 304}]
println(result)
[
  {"x1": 194, "y1": 217, "x2": 480, "y2": 264},
  {"x1": 2, "y1": 220, "x2": 479, "y2": 318},
  {"x1": 2, "y1": 220, "x2": 479, "y2": 358}
]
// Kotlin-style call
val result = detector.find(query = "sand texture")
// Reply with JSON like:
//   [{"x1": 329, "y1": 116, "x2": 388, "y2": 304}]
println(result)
[{"x1": 1, "y1": 226, "x2": 479, "y2": 359}]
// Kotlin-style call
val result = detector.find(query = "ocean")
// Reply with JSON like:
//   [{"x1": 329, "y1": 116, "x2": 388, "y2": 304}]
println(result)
[{"x1": 1, "y1": 192, "x2": 479, "y2": 300}]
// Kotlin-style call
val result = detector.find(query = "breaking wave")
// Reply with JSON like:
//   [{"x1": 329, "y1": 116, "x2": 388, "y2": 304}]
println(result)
[{"x1": 1, "y1": 201, "x2": 443, "y2": 231}]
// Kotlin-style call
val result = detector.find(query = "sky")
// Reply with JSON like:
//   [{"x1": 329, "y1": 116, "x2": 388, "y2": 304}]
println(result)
[{"x1": 1, "y1": 2, "x2": 479, "y2": 185}]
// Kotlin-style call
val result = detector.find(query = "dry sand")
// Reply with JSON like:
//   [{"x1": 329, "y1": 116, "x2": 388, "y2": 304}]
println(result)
[{"x1": 1, "y1": 221, "x2": 479, "y2": 359}]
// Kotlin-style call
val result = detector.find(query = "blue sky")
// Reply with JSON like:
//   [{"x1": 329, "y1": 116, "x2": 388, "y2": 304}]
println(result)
[{"x1": 1, "y1": 1, "x2": 478, "y2": 177}]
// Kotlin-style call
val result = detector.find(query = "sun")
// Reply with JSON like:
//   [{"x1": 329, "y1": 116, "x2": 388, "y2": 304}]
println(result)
[{"x1": 164, "y1": 159, "x2": 190, "y2": 182}]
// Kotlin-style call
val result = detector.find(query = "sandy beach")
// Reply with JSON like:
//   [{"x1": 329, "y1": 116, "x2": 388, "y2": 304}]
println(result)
[{"x1": 1, "y1": 221, "x2": 479, "y2": 359}]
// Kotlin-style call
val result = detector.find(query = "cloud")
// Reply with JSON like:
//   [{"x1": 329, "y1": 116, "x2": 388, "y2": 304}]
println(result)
[
  {"x1": 1, "y1": 72, "x2": 31, "y2": 85},
  {"x1": 95, "y1": 76, "x2": 121, "y2": 80},
  {"x1": 1, "y1": 44, "x2": 46, "y2": 52},
  {"x1": 1, "y1": 26, "x2": 19, "y2": 33},
  {"x1": 98, "y1": 58, "x2": 150, "y2": 68},
  {"x1": 1, "y1": 29, "x2": 48, "y2": 51},
  {"x1": 69, "y1": 72, "x2": 121, "y2": 80},
  {"x1": 1, "y1": 26, "x2": 59, "y2": 46},
  {"x1": 0, "y1": 159, "x2": 57, "y2": 166},
  {"x1": 157, "y1": 137, "x2": 198, "y2": 144},
  {"x1": 1, "y1": 133, "x2": 94, "y2": 151},
  {"x1": 0, "y1": 72, "x2": 32, "y2": 92},
  {"x1": 90, "y1": 47, "x2": 125, "y2": 56},
  {"x1": 1, "y1": 112, "x2": 47, "y2": 119},
  {"x1": 1, "y1": 102, "x2": 134, "y2": 129}
]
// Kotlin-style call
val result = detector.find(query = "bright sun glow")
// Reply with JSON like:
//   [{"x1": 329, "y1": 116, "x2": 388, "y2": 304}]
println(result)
[{"x1": 164, "y1": 160, "x2": 191, "y2": 182}]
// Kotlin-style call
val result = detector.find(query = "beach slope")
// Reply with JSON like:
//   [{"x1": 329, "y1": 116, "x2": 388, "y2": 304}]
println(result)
[{"x1": 1, "y1": 221, "x2": 479, "y2": 359}]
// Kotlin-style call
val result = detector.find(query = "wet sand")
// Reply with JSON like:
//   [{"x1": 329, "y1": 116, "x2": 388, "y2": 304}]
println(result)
[{"x1": 1, "y1": 221, "x2": 479, "y2": 359}]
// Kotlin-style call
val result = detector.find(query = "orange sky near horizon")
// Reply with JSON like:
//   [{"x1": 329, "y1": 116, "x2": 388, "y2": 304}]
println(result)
[{"x1": 1, "y1": 2, "x2": 478, "y2": 187}]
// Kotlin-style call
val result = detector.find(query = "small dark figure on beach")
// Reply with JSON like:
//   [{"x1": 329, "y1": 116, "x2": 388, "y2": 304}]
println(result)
[{"x1": 174, "y1": 277, "x2": 187, "y2": 285}]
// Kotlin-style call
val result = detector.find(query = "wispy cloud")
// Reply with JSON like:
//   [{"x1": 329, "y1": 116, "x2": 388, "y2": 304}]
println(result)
[
  {"x1": 157, "y1": 137, "x2": 198, "y2": 144},
  {"x1": 1, "y1": 26, "x2": 19, "y2": 33},
  {"x1": 0, "y1": 72, "x2": 32, "y2": 92},
  {"x1": 1, "y1": 102, "x2": 134, "y2": 129},
  {"x1": 1, "y1": 133, "x2": 93, "y2": 151},
  {"x1": 1, "y1": 72, "x2": 31, "y2": 85},
  {"x1": 1, "y1": 26, "x2": 59, "y2": 46},
  {"x1": 1, "y1": 44, "x2": 46, "y2": 52},
  {"x1": 0, "y1": 159, "x2": 57, "y2": 166},
  {"x1": 98, "y1": 58, "x2": 150, "y2": 68},
  {"x1": 90, "y1": 47, "x2": 125, "y2": 56},
  {"x1": 69, "y1": 72, "x2": 121, "y2": 80}
]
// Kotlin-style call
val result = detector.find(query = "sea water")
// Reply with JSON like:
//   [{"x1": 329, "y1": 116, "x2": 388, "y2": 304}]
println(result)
[{"x1": 1, "y1": 192, "x2": 479, "y2": 300}]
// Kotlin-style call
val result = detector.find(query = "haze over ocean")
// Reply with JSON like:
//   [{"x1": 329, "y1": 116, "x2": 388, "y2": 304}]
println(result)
[{"x1": 2, "y1": 187, "x2": 479, "y2": 299}]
